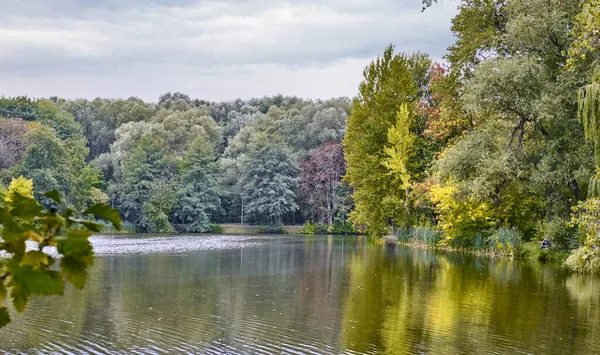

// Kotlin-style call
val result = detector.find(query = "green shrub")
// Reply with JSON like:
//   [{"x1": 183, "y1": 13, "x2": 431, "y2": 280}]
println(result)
[
  {"x1": 536, "y1": 218, "x2": 578, "y2": 250},
  {"x1": 210, "y1": 223, "x2": 225, "y2": 233},
  {"x1": 259, "y1": 223, "x2": 287, "y2": 234},
  {"x1": 314, "y1": 223, "x2": 329, "y2": 235},
  {"x1": 332, "y1": 219, "x2": 358, "y2": 234},
  {"x1": 298, "y1": 221, "x2": 315, "y2": 234}
]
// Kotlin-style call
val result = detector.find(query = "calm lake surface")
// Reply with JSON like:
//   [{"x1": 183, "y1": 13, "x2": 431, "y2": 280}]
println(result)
[{"x1": 1, "y1": 234, "x2": 600, "y2": 354}]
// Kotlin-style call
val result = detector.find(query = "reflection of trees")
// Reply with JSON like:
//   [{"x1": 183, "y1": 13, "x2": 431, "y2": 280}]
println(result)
[
  {"x1": 341, "y1": 247, "x2": 600, "y2": 354},
  {"x1": 0, "y1": 236, "x2": 357, "y2": 353},
  {"x1": 3, "y1": 238, "x2": 600, "y2": 354}
]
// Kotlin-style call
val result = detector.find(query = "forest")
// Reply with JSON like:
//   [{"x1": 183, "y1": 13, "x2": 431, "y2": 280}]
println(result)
[{"x1": 0, "y1": 0, "x2": 599, "y2": 271}]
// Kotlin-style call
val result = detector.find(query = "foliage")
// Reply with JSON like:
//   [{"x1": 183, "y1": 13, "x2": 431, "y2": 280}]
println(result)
[
  {"x1": 396, "y1": 227, "x2": 443, "y2": 247},
  {"x1": 567, "y1": 198, "x2": 600, "y2": 272},
  {"x1": 172, "y1": 138, "x2": 221, "y2": 232},
  {"x1": 343, "y1": 45, "x2": 429, "y2": 236},
  {"x1": 299, "y1": 142, "x2": 348, "y2": 224},
  {"x1": 239, "y1": 142, "x2": 299, "y2": 225},
  {"x1": 0, "y1": 190, "x2": 121, "y2": 328},
  {"x1": 567, "y1": 0, "x2": 600, "y2": 67},
  {"x1": 5, "y1": 177, "x2": 34, "y2": 204},
  {"x1": 536, "y1": 218, "x2": 579, "y2": 250},
  {"x1": 257, "y1": 224, "x2": 287, "y2": 234},
  {"x1": 209, "y1": 223, "x2": 225, "y2": 234},
  {"x1": 382, "y1": 103, "x2": 415, "y2": 228},
  {"x1": 489, "y1": 227, "x2": 523, "y2": 258},
  {"x1": 428, "y1": 179, "x2": 494, "y2": 243}
]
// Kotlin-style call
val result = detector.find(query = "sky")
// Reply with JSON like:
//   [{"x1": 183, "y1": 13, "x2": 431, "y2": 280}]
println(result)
[{"x1": 0, "y1": 0, "x2": 458, "y2": 102}]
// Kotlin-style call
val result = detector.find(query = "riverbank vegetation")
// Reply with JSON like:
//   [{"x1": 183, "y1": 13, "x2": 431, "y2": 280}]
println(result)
[
  {"x1": 343, "y1": 0, "x2": 600, "y2": 267},
  {"x1": 0, "y1": 0, "x2": 599, "y2": 271}
]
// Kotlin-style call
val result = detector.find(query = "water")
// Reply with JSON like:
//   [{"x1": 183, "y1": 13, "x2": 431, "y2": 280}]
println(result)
[{"x1": 1, "y1": 234, "x2": 600, "y2": 354}]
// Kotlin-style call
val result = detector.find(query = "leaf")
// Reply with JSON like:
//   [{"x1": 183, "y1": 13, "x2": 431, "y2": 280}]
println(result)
[
  {"x1": 60, "y1": 257, "x2": 88, "y2": 289},
  {"x1": 10, "y1": 285, "x2": 29, "y2": 312},
  {"x1": 9, "y1": 194, "x2": 42, "y2": 221},
  {"x1": 23, "y1": 231, "x2": 44, "y2": 243},
  {"x1": 0, "y1": 281, "x2": 6, "y2": 303},
  {"x1": 0, "y1": 208, "x2": 22, "y2": 242},
  {"x1": 0, "y1": 307, "x2": 10, "y2": 328},
  {"x1": 67, "y1": 229, "x2": 93, "y2": 239},
  {"x1": 72, "y1": 220, "x2": 103, "y2": 233},
  {"x1": 21, "y1": 251, "x2": 49, "y2": 268},
  {"x1": 12, "y1": 266, "x2": 64, "y2": 297},
  {"x1": 42, "y1": 190, "x2": 62, "y2": 204},
  {"x1": 83, "y1": 204, "x2": 122, "y2": 231},
  {"x1": 57, "y1": 238, "x2": 93, "y2": 259}
]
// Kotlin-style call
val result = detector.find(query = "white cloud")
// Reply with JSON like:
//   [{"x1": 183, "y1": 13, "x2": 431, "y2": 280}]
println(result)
[{"x1": 0, "y1": 0, "x2": 458, "y2": 101}]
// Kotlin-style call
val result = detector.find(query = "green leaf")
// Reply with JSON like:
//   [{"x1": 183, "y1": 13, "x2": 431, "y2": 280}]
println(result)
[
  {"x1": 42, "y1": 190, "x2": 62, "y2": 204},
  {"x1": 84, "y1": 203, "x2": 121, "y2": 231},
  {"x1": 67, "y1": 229, "x2": 93, "y2": 239},
  {"x1": 9, "y1": 194, "x2": 42, "y2": 221},
  {"x1": 57, "y1": 238, "x2": 93, "y2": 258},
  {"x1": 72, "y1": 220, "x2": 103, "y2": 233},
  {"x1": 0, "y1": 281, "x2": 6, "y2": 303},
  {"x1": 21, "y1": 251, "x2": 49, "y2": 268},
  {"x1": 10, "y1": 285, "x2": 29, "y2": 312},
  {"x1": 12, "y1": 266, "x2": 64, "y2": 297},
  {"x1": 60, "y1": 257, "x2": 88, "y2": 289},
  {"x1": 0, "y1": 208, "x2": 22, "y2": 242},
  {"x1": 0, "y1": 307, "x2": 10, "y2": 328}
]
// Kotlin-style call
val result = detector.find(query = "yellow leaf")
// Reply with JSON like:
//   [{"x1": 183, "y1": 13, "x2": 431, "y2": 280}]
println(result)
[
  {"x1": 21, "y1": 251, "x2": 49, "y2": 268},
  {"x1": 23, "y1": 231, "x2": 44, "y2": 243}
]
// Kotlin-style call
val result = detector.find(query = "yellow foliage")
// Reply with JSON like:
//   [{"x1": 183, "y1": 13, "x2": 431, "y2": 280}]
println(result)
[
  {"x1": 6, "y1": 176, "x2": 34, "y2": 204},
  {"x1": 382, "y1": 103, "x2": 414, "y2": 190},
  {"x1": 428, "y1": 180, "x2": 492, "y2": 242}
]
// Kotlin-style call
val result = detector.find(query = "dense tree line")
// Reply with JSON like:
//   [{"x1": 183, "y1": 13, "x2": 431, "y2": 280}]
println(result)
[
  {"x1": 0, "y1": 95, "x2": 352, "y2": 233},
  {"x1": 1, "y1": 0, "x2": 599, "y2": 270}
]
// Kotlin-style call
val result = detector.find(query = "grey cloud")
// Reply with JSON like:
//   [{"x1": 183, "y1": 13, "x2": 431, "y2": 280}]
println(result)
[{"x1": 0, "y1": 0, "x2": 457, "y2": 101}]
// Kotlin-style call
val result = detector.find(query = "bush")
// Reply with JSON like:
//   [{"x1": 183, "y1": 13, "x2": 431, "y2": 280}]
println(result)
[
  {"x1": 298, "y1": 221, "x2": 315, "y2": 234},
  {"x1": 210, "y1": 223, "x2": 225, "y2": 233},
  {"x1": 314, "y1": 223, "x2": 329, "y2": 235},
  {"x1": 258, "y1": 224, "x2": 287, "y2": 234},
  {"x1": 332, "y1": 219, "x2": 358, "y2": 234},
  {"x1": 536, "y1": 218, "x2": 579, "y2": 250}
]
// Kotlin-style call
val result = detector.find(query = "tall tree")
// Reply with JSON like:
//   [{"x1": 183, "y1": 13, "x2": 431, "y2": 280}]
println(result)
[
  {"x1": 173, "y1": 138, "x2": 221, "y2": 232},
  {"x1": 382, "y1": 104, "x2": 415, "y2": 228},
  {"x1": 343, "y1": 45, "x2": 427, "y2": 236},
  {"x1": 240, "y1": 142, "x2": 299, "y2": 225},
  {"x1": 300, "y1": 142, "x2": 346, "y2": 224}
]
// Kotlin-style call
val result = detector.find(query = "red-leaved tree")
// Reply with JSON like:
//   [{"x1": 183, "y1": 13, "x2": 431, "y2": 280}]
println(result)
[{"x1": 299, "y1": 142, "x2": 346, "y2": 224}]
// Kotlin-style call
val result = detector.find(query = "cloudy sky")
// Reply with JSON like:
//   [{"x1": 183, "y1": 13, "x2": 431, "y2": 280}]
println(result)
[{"x1": 0, "y1": 0, "x2": 457, "y2": 102}]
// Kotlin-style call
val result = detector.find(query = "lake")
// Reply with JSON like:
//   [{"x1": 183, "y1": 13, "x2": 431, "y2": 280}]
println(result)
[{"x1": 1, "y1": 234, "x2": 600, "y2": 354}]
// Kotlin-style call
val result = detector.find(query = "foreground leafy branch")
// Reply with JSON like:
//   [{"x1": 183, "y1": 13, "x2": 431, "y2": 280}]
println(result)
[{"x1": 0, "y1": 189, "x2": 121, "y2": 328}]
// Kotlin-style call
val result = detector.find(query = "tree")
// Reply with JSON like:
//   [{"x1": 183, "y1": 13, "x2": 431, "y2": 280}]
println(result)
[
  {"x1": 567, "y1": 0, "x2": 600, "y2": 68},
  {"x1": 300, "y1": 142, "x2": 346, "y2": 224},
  {"x1": 240, "y1": 142, "x2": 299, "y2": 225},
  {"x1": 115, "y1": 134, "x2": 176, "y2": 232},
  {"x1": 173, "y1": 138, "x2": 221, "y2": 232},
  {"x1": 0, "y1": 118, "x2": 33, "y2": 171},
  {"x1": 343, "y1": 45, "x2": 426, "y2": 236},
  {"x1": 5, "y1": 176, "x2": 33, "y2": 204},
  {"x1": 382, "y1": 104, "x2": 415, "y2": 229}
]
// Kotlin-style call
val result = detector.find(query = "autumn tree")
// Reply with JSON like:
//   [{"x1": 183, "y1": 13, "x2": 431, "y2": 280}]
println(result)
[{"x1": 300, "y1": 142, "x2": 347, "y2": 224}]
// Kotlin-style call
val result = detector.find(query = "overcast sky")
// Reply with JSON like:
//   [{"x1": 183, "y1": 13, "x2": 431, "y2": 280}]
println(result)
[{"x1": 0, "y1": 0, "x2": 458, "y2": 102}]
